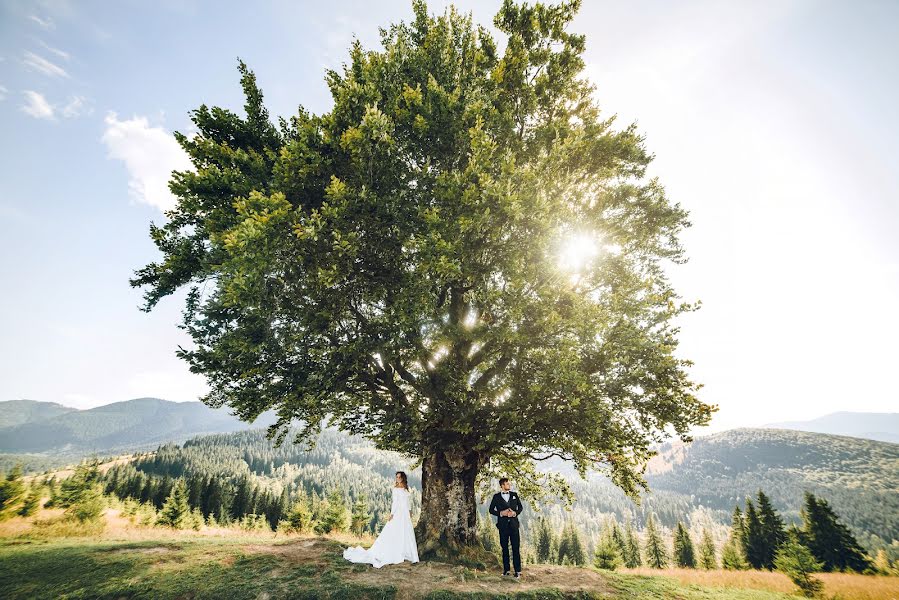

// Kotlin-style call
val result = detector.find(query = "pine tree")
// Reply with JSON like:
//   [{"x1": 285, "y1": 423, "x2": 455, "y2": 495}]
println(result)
[
  {"x1": 17, "y1": 487, "x2": 40, "y2": 517},
  {"x1": 350, "y1": 494, "x2": 372, "y2": 537},
  {"x1": 673, "y1": 521, "x2": 696, "y2": 568},
  {"x1": 644, "y1": 513, "x2": 669, "y2": 569},
  {"x1": 317, "y1": 489, "x2": 349, "y2": 534},
  {"x1": 283, "y1": 491, "x2": 314, "y2": 534},
  {"x1": 698, "y1": 528, "x2": 717, "y2": 569},
  {"x1": 774, "y1": 534, "x2": 824, "y2": 598},
  {"x1": 593, "y1": 534, "x2": 621, "y2": 570},
  {"x1": 722, "y1": 506, "x2": 749, "y2": 570},
  {"x1": 158, "y1": 479, "x2": 191, "y2": 528},
  {"x1": 204, "y1": 477, "x2": 228, "y2": 524},
  {"x1": 557, "y1": 522, "x2": 587, "y2": 566},
  {"x1": 57, "y1": 460, "x2": 101, "y2": 508},
  {"x1": 721, "y1": 537, "x2": 750, "y2": 570},
  {"x1": 623, "y1": 519, "x2": 642, "y2": 568},
  {"x1": 743, "y1": 499, "x2": 766, "y2": 569},
  {"x1": 535, "y1": 517, "x2": 554, "y2": 564},
  {"x1": 801, "y1": 492, "x2": 871, "y2": 572},
  {"x1": 478, "y1": 515, "x2": 499, "y2": 552},
  {"x1": 756, "y1": 490, "x2": 786, "y2": 569},
  {"x1": 0, "y1": 465, "x2": 25, "y2": 520}
]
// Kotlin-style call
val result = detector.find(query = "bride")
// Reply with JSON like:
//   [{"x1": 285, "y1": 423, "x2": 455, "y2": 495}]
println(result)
[{"x1": 343, "y1": 471, "x2": 419, "y2": 568}]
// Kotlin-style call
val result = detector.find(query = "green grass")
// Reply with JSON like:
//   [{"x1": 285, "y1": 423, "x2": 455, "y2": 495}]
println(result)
[
  {"x1": 0, "y1": 537, "x2": 396, "y2": 600},
  {"x1": 0, "y1": 536, "x2": 801, "y2": 600}
]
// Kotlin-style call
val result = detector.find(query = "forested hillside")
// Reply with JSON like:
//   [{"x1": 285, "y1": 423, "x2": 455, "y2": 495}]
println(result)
[
  {"x1": 89, "y1": 425, "x2": 898, "y2": 562},
  {"x1": 646, "y1": 428, "x2": 899, "y2": 548},
  {"x1": 0, "y1": 400, "x2": 76, "y2": 428}
]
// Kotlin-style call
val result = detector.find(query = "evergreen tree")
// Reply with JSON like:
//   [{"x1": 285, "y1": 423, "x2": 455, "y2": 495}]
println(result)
[
  {"x1": 800, "y1": 492, "x2": 871, "y2": 572},
  {"x1": 593, "y1": 534, "x2": 621, "y2": 570},
  {"x1": 722, "y1": 506, "x2": 749, "y2": 570},
  {"x1": 317, "y1": 489, "x2": 349, "y2": 534},
  {"x1": 730, "y1": 506, "x2": 746, "y2": 550},
  {"x1": 57, "y1": 460, "x2": 101, "y2": 508},
  {"x1": 534, "y1": 517, "x2": 554, "y2": 564},
  {"x1": 350, "y1": 494, "x2": 372, "y2": 537},
  {"x1": 721, "y1": 537, "x2": 750, "y2": 570},
  {"x1": 17, "y1": 486, "x2": 40, "y2": 517},
  {"x1": 557, "y1": 522, "x2": 587, "y2": 566},
  {"x1": 698, "y1": 528, "x2": 717, "y2": 570},
  {"x1": 204, "y1": 477, "x2": 228, "y2": 524},
  {"x1": 743, "y1": 499, "x2": 766, "y2": 570},
  {"x1": 623, "y1": 519, "x2": 642, "y2": 568},
  {"x1": 0, "y1": 465, "x2": 25, "y2": 520},
  {"x1": 478, "y1": 515, "x2": 499, "y2": 553},
  {"x1": 607, "y1": 520, "x2": 627, "y2": 561},
  {"x1": 158, "y1": 479, "x2": 191, "y2": 528},
  {"x1": 644, "y1": 513, "x2": 669, "y2": 569},
  {"x1": 282, "y1": 492, "x2": 314, "y2": 534},
  {"x1": 756, "y1": 490, "x2": 786, "y2": 569},
  {"x1": 774, "y1": 534, "x2": 824, "y2": 598},
  {"x1": 672, "y1": 521, "x2": 696, "y2": 568},
  {"x1": 231, "y1": 476, "x2": 253, "y2": 520}
]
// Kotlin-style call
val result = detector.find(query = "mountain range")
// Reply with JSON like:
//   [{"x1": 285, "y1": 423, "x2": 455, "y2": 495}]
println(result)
[
  {"x1": 0, "y1": 398, "x2": 276, "y2": 457},
  {"x1": 1, "y1": 398, "x2": 896, "y2": 548},
  {"x1": 764, "y1": 411, "x2": 899, "y2": 444}
]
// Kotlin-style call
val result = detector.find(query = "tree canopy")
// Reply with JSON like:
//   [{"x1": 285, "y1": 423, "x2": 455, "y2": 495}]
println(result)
[{"x1": 131, "y1": 0, "x2": 715, "y2": 550}]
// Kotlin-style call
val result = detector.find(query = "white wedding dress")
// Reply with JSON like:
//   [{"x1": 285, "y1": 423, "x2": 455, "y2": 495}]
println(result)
[{"x1": 343, "y1": 486, "x2": 419, "y2": 568}]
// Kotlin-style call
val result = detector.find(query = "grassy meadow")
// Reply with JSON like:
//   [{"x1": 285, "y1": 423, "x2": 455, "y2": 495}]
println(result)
[{"x1": 1, "y1": 499, "x2": 896, "y2": 600}]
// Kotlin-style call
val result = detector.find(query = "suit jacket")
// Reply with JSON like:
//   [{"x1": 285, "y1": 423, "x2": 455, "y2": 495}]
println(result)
[{"x1": 489, "y1": 490, "x2": 524, "y2": 531}]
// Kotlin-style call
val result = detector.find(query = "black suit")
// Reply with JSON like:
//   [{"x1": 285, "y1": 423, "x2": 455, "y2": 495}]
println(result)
[{"x1": 489, "y1": 490, "x2": 524, "y2": 573}]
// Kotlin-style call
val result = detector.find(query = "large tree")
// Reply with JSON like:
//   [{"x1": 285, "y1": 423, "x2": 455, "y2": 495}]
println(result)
[{"x1": 131, "y1": 0, "x2": 714, "y2": 558}]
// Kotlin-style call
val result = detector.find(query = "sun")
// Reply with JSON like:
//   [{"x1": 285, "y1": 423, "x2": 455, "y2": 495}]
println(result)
[{"x1": 558, "y1": 232, "x2": 600, "y2": 272}]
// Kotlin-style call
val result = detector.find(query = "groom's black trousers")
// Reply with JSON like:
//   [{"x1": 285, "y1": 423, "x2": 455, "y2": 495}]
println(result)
[{"x1": 499, "y1": 527, "x2": 521, "y2": 573}]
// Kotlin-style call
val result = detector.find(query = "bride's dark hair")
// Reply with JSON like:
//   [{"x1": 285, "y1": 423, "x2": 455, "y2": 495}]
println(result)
[{"x1": 395, "y1": 471, "x2": 409, "y2": 489}]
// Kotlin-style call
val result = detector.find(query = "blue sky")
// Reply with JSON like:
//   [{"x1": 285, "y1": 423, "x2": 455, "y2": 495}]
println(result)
[{"x1": 1, "y1": 0, "x2": 897, "y2": 432}]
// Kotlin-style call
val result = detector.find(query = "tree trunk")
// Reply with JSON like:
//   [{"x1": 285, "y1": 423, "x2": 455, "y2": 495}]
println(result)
[{"x1": 414, "y1": 447, "x2": 494, "y2": 565}]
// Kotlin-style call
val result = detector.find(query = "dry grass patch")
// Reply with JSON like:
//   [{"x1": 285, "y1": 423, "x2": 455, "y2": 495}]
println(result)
[{"x1": 622, "y1": 567, "x2": 899, "y2": 600}]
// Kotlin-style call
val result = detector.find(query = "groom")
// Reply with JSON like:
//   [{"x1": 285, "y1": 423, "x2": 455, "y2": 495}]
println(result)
[{"x1": 488, "y1": 477, "x2": 524, "y2": 578}]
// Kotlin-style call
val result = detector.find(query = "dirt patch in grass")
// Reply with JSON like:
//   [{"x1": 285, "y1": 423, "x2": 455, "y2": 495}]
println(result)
[
  {"x1": 241, "y1": 538, "x2": 614, "y2": 600},
  {"x1": 242, "y1": 537, "x2": 337, "y2": 564},
  {"x1": 345, "y1": 561, "x2": 614, "y2": 600}
]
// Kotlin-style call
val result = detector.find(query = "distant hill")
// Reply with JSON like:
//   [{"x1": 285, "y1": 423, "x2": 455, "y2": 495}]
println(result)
[
  {"x1": 764, "y1": 411, "x2": 899, "y2": 443},
  {"x1": 0, "y1": 397, "x2": 275, "y2": 456},
  {"x1": 0, "y1": 399, "x2": 76, "y2": 428},
  {"x1": 646, "y1": 428, "x2": 899, "y2": 544}
]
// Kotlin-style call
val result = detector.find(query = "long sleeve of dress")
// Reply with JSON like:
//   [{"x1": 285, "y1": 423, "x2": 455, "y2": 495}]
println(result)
[{"x1": 391, "y1": 489, "x2": 400, "y2": 516}]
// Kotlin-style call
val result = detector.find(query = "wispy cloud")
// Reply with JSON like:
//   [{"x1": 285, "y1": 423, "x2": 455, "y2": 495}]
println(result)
[
  {"x1": 23, "y1": 50, "x2": 70, "y2": 78},
  {"x1": 28, "y1": 15, "x2": 55, "y2": 30},
  {"x1": 62, "y1": 95, "x2": 91, "y2": 118},
  {"x1": 34, "y1": 39, "x2": 70, "y2": 61},
  {"x1": 0, "y1": 85, "x2": 8, "y2": 101},
  {"x1": 21, "y1": 90, "x2": 55, "y2": 119},
  {"x1": 19, "y1": 91, "x2": 91, "y2": 120},
  {"x1": 101, "y1": 112, "x2": 194, "y2": 212}
]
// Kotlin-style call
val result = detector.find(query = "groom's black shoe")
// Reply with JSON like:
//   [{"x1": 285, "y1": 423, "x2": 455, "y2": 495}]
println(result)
[
  {"x1": 503, "y1": 571, "x2": 510, "y2": 577},
  {"x1": 514, "y1": 572, "x2": 521, "y2": 579}
]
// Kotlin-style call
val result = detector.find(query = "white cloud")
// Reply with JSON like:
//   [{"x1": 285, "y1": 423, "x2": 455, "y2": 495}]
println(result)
[
  {"x1": 0, "y1": 85, "x2": 8, "y2": 101},
  {"x1": 62, "y1": 94, "x2": 91, "y2": 118},
  {"x1": 23, "y1": 50, "x2": 69, "y2": 78},
  {"x1": 35, "y1": 39, "x2": 70, "y2": 61},
  {"x1": 21, "y1": 90, "x2": 55, "y2": 119},
  {"x1": 101, "y1": 112, "x2": 193, "y2": 212},
  {"x1": 28, "y1": 15, "x2": 55, "y2": 30}
]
